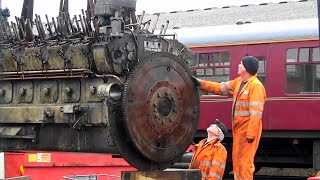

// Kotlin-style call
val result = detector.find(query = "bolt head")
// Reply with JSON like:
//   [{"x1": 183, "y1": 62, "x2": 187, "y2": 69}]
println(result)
[
  {"x1": 19, "y1": 88, "x2": 26, "y2": 96},
  {"x1": 43, "y1": 87, "x2": 51, "y2": 95}
]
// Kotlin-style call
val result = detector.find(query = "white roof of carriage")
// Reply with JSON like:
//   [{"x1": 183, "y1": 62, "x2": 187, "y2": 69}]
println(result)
[{"x1": 166, "y1": 18, "x2": 319, "y2": 46}]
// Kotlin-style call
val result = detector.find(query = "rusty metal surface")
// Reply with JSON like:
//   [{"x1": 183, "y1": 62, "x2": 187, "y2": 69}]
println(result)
[
  {"x1": 47, "y1": 46, "x2": 66, "y2": 69},
  {"x1": 0, "y1": 105, "x2": 105, "y2": 124},
  {"x1": 114, "y1": 52, "x2": 199, "y2": 170},
  {"x1": 0, "y1": 81, "x2": 13, "y2": 103},
  {"x1": 92, "y1": 44, "x2": 113, "y2": 74},
  {"x1": 61, "y1": 79, "x2": 81, "y2": 103},
  {"x1": 3, "y1": 48, "x2": 18, "y2": 71},
  {"x1": 39, "y1": 80, "x2": 59, "y2": 103},
  {"x1": 16, "y1": 81, "x2": 33, "y2": 103},
  {"x1": 0, "y1": 78, "x2": 107, "y2": 124},
  {"x1": 85, "y1": 78, "x2": 104, "y2": 102},
  {"x1": 69, "y1": 44, "x2": 91, "y2": 69},
  {"x1": 0, "y1": 125, "x2": 117, "y2": 153},
  {"x1": 24, "y1": 47, "x2": 43, "y2": 70}
]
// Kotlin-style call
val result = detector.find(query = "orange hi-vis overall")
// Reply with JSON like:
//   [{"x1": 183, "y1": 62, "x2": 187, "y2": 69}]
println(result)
[
  {"x1": 189, "y1": 139, "x2": 227, "y2": 180},
  {"x1": 200, "y1": 76, "x2": 266, "y2": 180}
]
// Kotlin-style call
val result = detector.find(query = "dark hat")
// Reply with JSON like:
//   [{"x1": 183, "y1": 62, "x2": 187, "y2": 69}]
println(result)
[
  {"x1": 242, "y1": 56, "x2": 259, "y2": 75},
  {"x1": 215, "y1": 119, "x2": 228, "y2": 135}
]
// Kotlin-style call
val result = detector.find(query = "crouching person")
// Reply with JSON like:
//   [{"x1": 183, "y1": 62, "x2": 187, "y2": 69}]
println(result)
[{"x1": 189, "y1": 120, "x2": 228, "y2": 180}]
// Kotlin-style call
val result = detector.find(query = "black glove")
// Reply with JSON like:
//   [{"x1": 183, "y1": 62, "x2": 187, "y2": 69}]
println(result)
[{"x1": 192, "y1": 76, "x2": 202, "y2": 86}]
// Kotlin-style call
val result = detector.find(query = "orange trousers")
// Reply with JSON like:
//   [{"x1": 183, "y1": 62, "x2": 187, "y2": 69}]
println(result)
[{"x1": 232, "y1": 127, "x2": 262, "y2": 180}]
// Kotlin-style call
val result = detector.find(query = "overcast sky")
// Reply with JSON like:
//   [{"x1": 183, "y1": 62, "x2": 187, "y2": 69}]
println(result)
[{"x1": 2, "y1": 0, "x2": 297, "y2": 22}]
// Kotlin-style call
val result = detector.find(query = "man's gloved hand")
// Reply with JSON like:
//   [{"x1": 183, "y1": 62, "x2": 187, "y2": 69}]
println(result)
[
  {"x1": 192, "y1": 76, "x2": 202, "y2": 86},
  {"x1": 247, "y1": 138, "x2": 254, "y2": 143}
]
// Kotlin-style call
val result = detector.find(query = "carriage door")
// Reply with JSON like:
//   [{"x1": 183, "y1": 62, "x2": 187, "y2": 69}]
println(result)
[{"x1": 246, "y1": 44, "x2": 270, "y2": 129}]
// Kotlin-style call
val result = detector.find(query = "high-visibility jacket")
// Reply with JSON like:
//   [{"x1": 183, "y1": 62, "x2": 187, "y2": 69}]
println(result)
[
  {"x1": 200, "y1": 75, "x2": 266, "y2": 180},
  {"x1": 189, "y1": 139, "x2": 227, "y2": 180},
  {"x1": 200, "y1": 75, "x2": 265, "y2": 139}
]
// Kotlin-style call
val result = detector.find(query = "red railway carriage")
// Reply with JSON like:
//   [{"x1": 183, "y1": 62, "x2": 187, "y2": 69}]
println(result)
[{"x1": 171, "y1": 18, "x2": 320, "y2": 170}]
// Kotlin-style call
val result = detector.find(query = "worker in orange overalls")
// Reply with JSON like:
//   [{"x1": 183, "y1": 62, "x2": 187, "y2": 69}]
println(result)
[
  {"x1": 193, "y1": 56, "x2": 266, "y2": 180},
  {"x1": 189, "y1": 119, "x2": 228, "y2": 180}
]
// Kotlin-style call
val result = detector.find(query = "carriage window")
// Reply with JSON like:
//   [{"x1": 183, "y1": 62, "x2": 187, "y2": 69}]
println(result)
[
  {"x1": 191, "y1": 53, "x2": 199, "y2": 66},
  {"x1": 299, "y1": 48, "x2": 309, "y2": 62},
  {"x1": 192, "y1": 51, "x2": 231, "y2": 96},
  {"x1": 193, "y1": 52, "x2": 230, "y2": 82},
  {"x1": 256, "y1": 57, "x2": 266, "y2": 86},
  {"x1": 208, "y1": 52, "x2": 230, "y2": 82},
  {"x1": 211, "y1": 53, "x2": 219, "y2": 65},
  {"x1": 286, "y1": 48, "x2": 298, "y2": 62},
  {"x1": 316, "y1": 65, "x2": 320, "y2": 79},
  {"x1": 312, "y1": 47, "x2": 320, "y2": 62},
  {"x1": 286, "y1": 47, "x2": 320, "y2": 94},
  {"x1": 199, "y1": 53, "x2": 209, "y2": 67}
]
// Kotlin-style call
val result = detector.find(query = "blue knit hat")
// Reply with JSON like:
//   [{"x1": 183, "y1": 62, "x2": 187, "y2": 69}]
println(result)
[{"x1": 242, "y1": 56, "x2": 259, "y2": 75}]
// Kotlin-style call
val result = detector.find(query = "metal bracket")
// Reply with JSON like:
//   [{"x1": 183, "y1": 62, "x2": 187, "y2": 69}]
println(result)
[
  {"x1": 62, "y1": 104, "x2": 81, "y2": 114},
  {"x1": 61, "y1": 105, "x2": 89, "y2": 130},
  {"x1": 58, "y1": 43, "x2": 72, "y2": 69},
  {"x1": 0, "y1": 126, "x2": 37, "y2": 143}
]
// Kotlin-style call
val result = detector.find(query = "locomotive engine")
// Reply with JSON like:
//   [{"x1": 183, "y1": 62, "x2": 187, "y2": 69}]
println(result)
[{"x1": 0, "y1": 0, "x2": 199, "y2": 170}]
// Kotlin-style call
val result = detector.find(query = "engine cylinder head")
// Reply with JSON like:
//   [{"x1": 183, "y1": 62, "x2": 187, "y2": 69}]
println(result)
[{"x1": 95, "y1": 0, "x2": 136, "y2": 16}]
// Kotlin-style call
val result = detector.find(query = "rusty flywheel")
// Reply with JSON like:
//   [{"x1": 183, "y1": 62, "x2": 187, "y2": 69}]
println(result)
[{"x1": 109, "y1": 52, "x2": 199, "y2": 170}]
